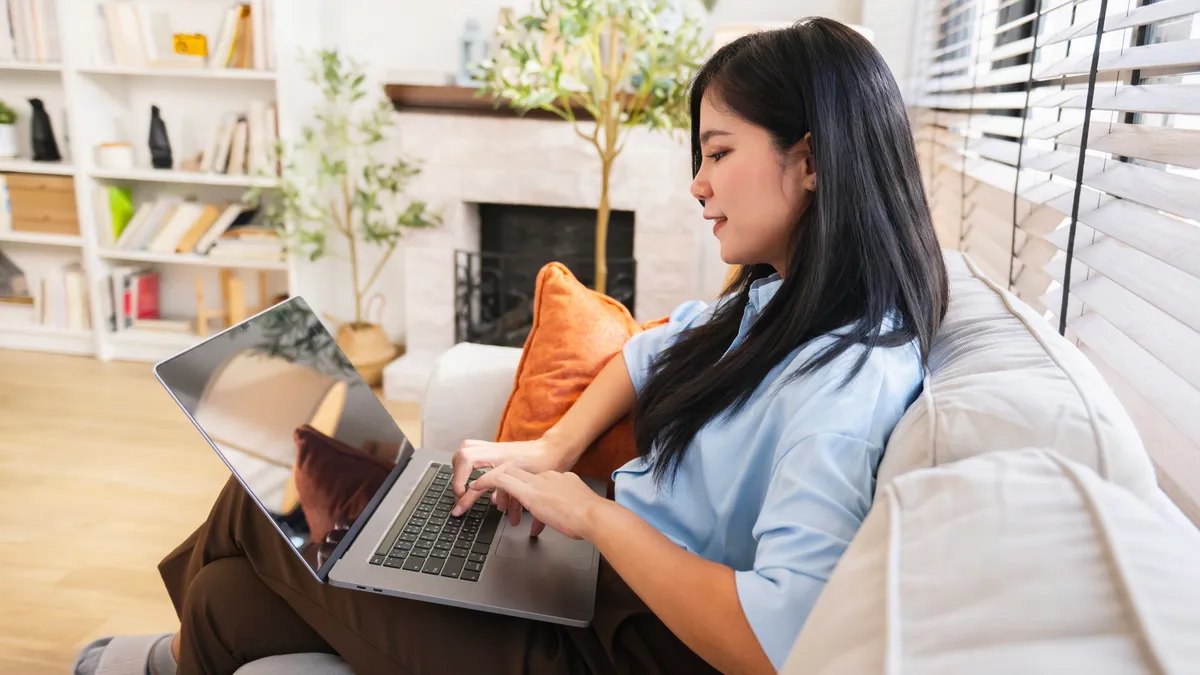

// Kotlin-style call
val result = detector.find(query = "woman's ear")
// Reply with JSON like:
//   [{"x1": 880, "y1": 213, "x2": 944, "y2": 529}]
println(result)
[{"x1": 796, "y1": 133, "x2": 817, "y2": 192}]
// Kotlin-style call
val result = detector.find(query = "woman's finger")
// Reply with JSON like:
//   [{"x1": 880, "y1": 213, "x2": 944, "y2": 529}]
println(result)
[
  {"x1": 451, "y1": 443, "x2": 498, "y2": 499},
  {"x1": 508, "y1": 496, "x2": 523, "y2": 526},
  {"x1": 530, "y1": 517, "x2": 546, "y2": 538}
]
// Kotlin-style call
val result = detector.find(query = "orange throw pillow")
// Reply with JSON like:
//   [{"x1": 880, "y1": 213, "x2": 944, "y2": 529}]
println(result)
[
  {"x1": 495, "y1": 263, "x2": 666, "y2": 489},
  {"x1": 292, "y1": 424, "x2": 393, "y2": 545}
]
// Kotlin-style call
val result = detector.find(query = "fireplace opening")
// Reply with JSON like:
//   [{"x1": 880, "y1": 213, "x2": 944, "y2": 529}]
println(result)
[{"x1": 455, "y1": 203, "x2": 636, "y2": 347}]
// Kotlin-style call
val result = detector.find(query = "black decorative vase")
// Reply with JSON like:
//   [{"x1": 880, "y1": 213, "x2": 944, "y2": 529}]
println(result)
[
  {"x1": 149, "y1": 105, "x2": 173, "y2": 169},
  {"x1": 28, "y1": 98, "x2": 61, "y2": 162}
]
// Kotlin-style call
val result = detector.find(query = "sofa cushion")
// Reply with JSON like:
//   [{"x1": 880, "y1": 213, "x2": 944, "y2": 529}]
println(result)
[
  {"x1": 783, "y1": 449, "x2": 1200, "y2": 675},
  {"x1": 881, "y1": 251, "x2": 1162, "y2": 505},
  {"x1": 495, "y1": 262, "x2": 664, "y2": 488}
]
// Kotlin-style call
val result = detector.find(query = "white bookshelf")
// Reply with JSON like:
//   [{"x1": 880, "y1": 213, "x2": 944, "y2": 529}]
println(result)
[
  {"x1": 0, "y1": 0, "x2": 322, "y2": 362},
  {"x1": 77, "y1": 65, "x2": 279, "y2": 81},
  {"x1": 0, "y1": 231, "x2": 82, "y2": 247},
  {"x1": 0, "y1": 61, "x2": 63, "y2": 73},
  {"x1": 0, "y1": 158, "x2": 74, "y2": 175},
  {"x1": 90, "y1": 167, "x2": 279, "y2": 188}
]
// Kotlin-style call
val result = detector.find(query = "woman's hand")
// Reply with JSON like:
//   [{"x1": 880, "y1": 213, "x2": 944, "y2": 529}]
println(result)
[
  {"x1": 450, "y1": 437, "x2": 572, "y2": 524},
  {"x1": 461, "y1": 465, "x2": 607, "y2": 539}
]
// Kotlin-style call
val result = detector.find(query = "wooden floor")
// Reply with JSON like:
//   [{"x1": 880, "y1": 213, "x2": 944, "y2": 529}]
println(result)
[{"x1": 0, "y1": 349, "x2": 420, "y2": 675}]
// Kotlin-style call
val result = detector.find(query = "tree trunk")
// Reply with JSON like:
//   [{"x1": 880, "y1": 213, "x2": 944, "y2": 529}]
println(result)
[{"x1": 594, "y1": 155, "x2": 613, "y2": 295}]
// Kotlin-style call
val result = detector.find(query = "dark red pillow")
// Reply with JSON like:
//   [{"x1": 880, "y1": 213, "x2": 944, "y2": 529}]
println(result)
[{"x1": 292, "y1": 424, "x2": 392, "y2": 544}]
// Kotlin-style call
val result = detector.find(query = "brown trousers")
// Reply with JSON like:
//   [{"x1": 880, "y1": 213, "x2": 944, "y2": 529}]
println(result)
[{"x1": 158, "y1": 477, "x2": 720, "y2": 675}]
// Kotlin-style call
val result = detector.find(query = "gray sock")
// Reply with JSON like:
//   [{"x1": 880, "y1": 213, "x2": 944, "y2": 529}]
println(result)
[{"x1": 147, "y1": 634, "x2": 178, "y2": 675}]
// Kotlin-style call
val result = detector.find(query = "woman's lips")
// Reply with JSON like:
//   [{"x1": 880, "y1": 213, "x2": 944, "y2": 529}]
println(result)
[{"x1": 712, "y1": 217, "x2": 727, "y2": 234}]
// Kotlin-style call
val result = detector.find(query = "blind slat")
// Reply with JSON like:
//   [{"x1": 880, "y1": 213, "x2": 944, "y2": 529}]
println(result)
[
  {"x1": 1037, "y1": 39, "x2": 1200, "y2": 79},
  {"x1": 1044, "y1": 156, "x2": 1200, "y2": 222},
  {"x1": 1042, "y1": 0, "x2": 1200, "y2": 47},
  {"x1": 1070, "y1": 311, "x2": 1200, "y2": 450},
  {"x1": 1067, "y1": 275, "x2": 1200, "y2": 391},
  {"x1": 1041, "y1": 233, "x2": 1200, "y2": 334},
  {"x1": 1032, "y1": 83, "x2": 1200, "y2": 115},
  {"x1": 1080, "y1": 343, "x2": 1200, "y2": 525},
  {"x1": 919, "y1": 91, "x2": 1034, "y2": 109},
  {"x1": 1053, "y1": 123, "x2": 1200, "y2": 169},
  {"x1": 1071, "y1": 198, "x2": 1200, "y2": 280}
]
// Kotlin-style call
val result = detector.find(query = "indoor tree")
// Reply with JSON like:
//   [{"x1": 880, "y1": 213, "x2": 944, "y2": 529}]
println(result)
[
  {"x1": 246, "y1": 48, "x2": 441, "y2": 385},
  {"x1": 474, "y1": 0, "x2": 707, "y2": 295}
]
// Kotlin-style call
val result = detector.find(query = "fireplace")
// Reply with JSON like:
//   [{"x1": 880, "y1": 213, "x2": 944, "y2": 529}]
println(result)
[{"x1": 455, "y1": 203, "x2": 636, "y2": 347}]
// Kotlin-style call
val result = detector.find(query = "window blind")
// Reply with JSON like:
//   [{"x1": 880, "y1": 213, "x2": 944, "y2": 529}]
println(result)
[{"x1": 911, "y1": 0, "x2": 1200, "y2": 523}]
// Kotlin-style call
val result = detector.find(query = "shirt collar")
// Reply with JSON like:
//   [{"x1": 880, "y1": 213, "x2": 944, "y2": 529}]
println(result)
[{"x1": 748, "y1": 273, "x2": 783, "y2": 314}]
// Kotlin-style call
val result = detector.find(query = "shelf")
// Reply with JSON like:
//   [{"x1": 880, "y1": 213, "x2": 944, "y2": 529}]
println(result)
[
  {"x1": 99, "y1": 249, "x2": 287, "y2": 270},
  {"x1": 89, "y1": 167, "x2": 279, "y2": 188},
  {"x1": 0, "y1": 159, "x2": 75, "y2": 176},
  {"x1": 77, "y1": 65, "x2": 277, "y2": 81},
  {"x1": 0, "y1": 323, "x2": 94, "y2": 355},
  {"x1": 0, "y1": 60, "x2": 62, "y2": 72},
  {"x1": 0, "y1": 231, "x2": 83, "y2": 247},
  {"x1": 108, "y1": 328, "x2": 200, "y2": 362}
]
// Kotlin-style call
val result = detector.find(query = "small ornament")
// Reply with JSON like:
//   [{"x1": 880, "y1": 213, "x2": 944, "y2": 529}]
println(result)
[
  {"x1": 29, "y1": 97, "x2": 61, "y2": 162},
  {"x1": 457, "y1": 19, "x2": 489, "y2": 87},
  {"x1": 149, "y1": 105, "x2": 173, "y2": 169}
]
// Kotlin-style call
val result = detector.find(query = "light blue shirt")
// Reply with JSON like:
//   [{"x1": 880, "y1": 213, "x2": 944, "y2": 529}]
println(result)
[{"x1": 615, "y1": 274, "x2": 923, "y2": 669}]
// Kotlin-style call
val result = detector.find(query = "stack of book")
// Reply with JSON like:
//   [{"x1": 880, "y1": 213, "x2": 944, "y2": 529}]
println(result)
[
  {"x1": 0, "y1": 251, "x2": 90, "y2": 331},
  {"x1": 104, "y1": 265, "x2": 193, "y2": 333},
  {"x1": 98, "y1": 196, "x2": 283, "y2": 263},
  {"x1": 199, "y1": 101, "x2": 279, "y2": 176},
  {"x1": 0, "y1": 0, "x2": 60, "y2": 63},
  {"x1": 93, "y1": 0, "x2": 272, "y2": 70}
]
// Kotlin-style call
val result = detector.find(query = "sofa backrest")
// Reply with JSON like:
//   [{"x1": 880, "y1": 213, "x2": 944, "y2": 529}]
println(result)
[{"x1": 881, "y1": 251, "x2": 1182, "y2": 521}]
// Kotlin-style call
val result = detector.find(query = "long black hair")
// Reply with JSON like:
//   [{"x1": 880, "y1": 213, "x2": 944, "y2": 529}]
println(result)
[{"x1": 633, "y1": 18, "x2": 948, "y2": 486}]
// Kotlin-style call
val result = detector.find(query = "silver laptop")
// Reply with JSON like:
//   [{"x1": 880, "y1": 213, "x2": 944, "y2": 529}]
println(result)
[{"x1": 154, "y1": 296, "x2": 602, "y2": 626}]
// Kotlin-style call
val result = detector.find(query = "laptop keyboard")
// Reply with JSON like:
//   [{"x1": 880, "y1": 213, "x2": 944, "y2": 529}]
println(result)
[{"x1": 369, "y1": 463, "x2": 502, "y2": 582}]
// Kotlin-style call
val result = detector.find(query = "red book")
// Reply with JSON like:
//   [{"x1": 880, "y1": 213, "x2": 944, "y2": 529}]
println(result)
[{"x1": 123, "y1": 270, "x2": 161, "y2": 321}]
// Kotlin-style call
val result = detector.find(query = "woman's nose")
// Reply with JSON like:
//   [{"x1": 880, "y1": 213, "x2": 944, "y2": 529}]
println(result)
[{"x1": 690, "y1": 175, "x2": 712, "y2": 202}]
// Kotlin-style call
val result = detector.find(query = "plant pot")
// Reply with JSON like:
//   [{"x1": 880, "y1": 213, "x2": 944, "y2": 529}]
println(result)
[
  {"x1": 336, "y1": 322, "x2": 397, "y2": 387},
  {"x1": 0, "y1": 124, "x2": 17, "y2": 159}
]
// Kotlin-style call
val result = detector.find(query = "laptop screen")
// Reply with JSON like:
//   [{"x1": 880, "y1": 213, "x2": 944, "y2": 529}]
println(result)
[{"x1": 154, "y1": 296, "x2": 415, "y2": 576}]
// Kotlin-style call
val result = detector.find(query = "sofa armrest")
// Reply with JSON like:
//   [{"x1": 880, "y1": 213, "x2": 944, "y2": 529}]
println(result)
[{"x1": 420, "y1": 343, "x2": 522, "y2": 453}]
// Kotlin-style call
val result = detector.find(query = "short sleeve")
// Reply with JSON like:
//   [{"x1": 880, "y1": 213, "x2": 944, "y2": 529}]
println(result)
[
  {"x1": 622, "y1": 300, "x2": 709, "y2": 394},
  {"x1": 733, "y1": 433, "x2": 881, "y2": 669}
]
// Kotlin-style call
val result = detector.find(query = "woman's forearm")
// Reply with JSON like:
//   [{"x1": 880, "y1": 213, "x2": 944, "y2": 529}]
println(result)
[
  {"x1": 543, "y1": 353, "x2": 638, "y2": 467},
  {"x1": 584, "y1": 500, "x2": 775, "y2": 675}
]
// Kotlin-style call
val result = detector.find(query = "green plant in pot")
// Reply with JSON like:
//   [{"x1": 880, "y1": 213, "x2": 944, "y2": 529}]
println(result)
[
  {"x1": 247, "y1": 49, "x2": 441, "y2": 386},
  {"x1": 0, "y1": 99, "x2": 18, "y2": 159},
  {"x1": 474, "y1": 0, "x2": 707, "y2": 295}
]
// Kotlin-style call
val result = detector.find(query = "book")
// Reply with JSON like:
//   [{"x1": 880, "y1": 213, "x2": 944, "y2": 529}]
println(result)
[
  {"x1": 209, "y1": 4, "x2": 244, "y2": 68},
  {"x1": 250, "y1": 0, "x2": 266, "y2": 70},
  {"x1": 108, "y1": 265, "x2": 158, "y2": 331},
  {"x1": 64, "y1": 262, "x2": 88, "y2": 331},
  {"x1": 175, "y1": 203, "x2": 224, "y2": 254},
  {"x1": 193, "y1": 203, "x2": 248, "y2": 255},
  {"x1": 0, "y1": 175, "x2": 11, "y2": 232},
  {"x1": 147, "y1": 201, "x2": 206, "y2": 253},
  {"x1": 94, "y1": 185, "x2": 134, "y2": 247},
  {"x1": 132, "y1": 317, "x2": 192, "y2": 332},
  {"x1": 127, "y1": 197, "x2": 182, "y2": 250},
  {"x1": 0, "y1": 3, "x2": 15, "y2": 60},
  {"x1": 227, "y1": 117, "x2": 249, "y2": 175}
]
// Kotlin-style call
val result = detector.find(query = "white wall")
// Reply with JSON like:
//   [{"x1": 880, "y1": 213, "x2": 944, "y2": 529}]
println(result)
[{"x1": 322, "y1": 0, "x2": 867, "y2": 82}]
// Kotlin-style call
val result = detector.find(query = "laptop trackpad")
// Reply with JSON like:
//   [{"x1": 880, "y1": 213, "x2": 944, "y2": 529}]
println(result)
[{"x1": 494, "y1": 513, "x2": 595, "y2": 571}]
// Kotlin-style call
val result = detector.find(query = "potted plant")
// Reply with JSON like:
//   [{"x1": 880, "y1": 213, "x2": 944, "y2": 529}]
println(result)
[
  {"x1": 247, "y1": 49, "x2": 441, "y2": 386},
  {"x1": 475, "y1": 0, "x2": 708, "y2": 295},
  {"x1": 0, "y1": 99, "x2": 17, "y2": 158}
]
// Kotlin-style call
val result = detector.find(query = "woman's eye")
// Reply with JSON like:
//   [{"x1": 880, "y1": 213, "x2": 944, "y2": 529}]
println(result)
[{"x1": 707, "y1": 151, "x2": 728, "y2": 162}]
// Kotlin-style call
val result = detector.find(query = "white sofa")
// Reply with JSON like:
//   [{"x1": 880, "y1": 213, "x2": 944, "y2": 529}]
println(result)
[{"x1": 237, "y1": 251, "x2": 1200, "y2": 675}]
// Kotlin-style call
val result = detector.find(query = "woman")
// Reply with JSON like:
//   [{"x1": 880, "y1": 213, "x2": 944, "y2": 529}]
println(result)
[{"x1": 78, "y1": 17, "x2": 946, "y2": 675}]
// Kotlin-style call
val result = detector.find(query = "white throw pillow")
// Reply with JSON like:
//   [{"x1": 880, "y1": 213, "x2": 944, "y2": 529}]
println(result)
[
  {"x1": 782, "y1": 449, "x2": 1200, "y2": 675},
  {"x1": 881, "y1": 252, "x2": 1167, "y2": 511}
]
